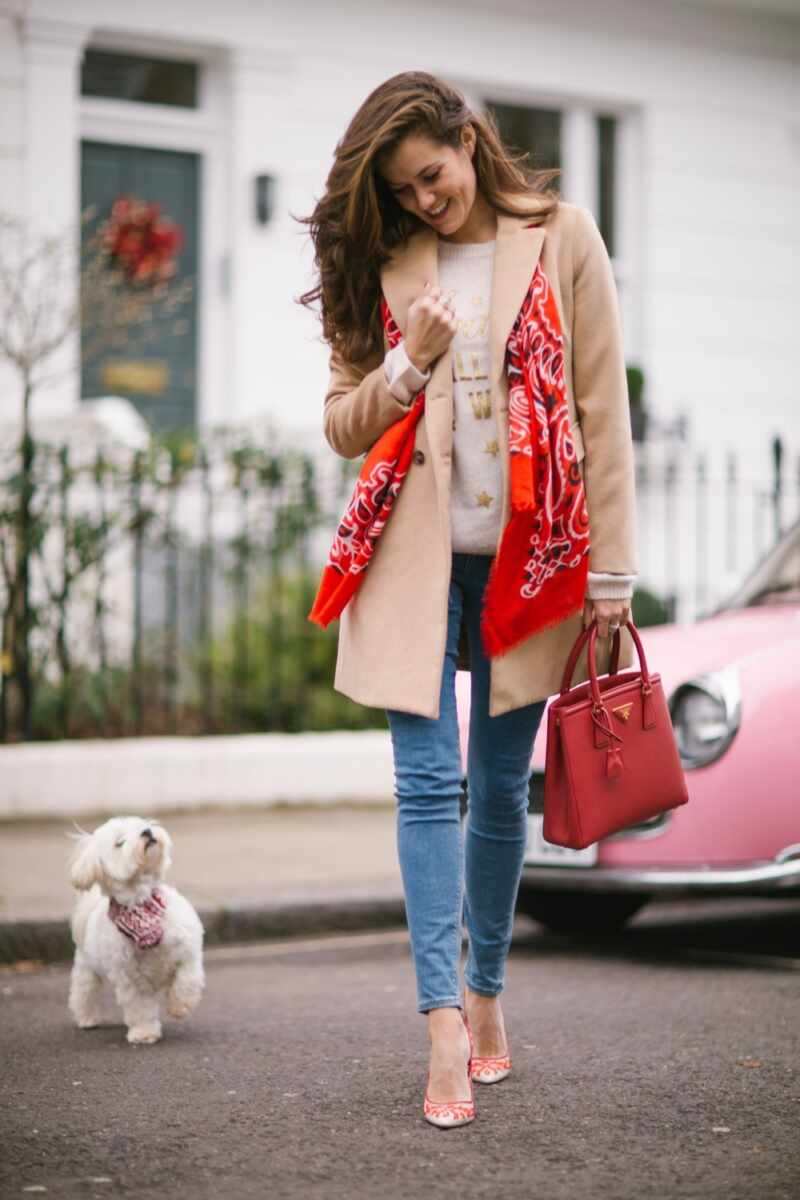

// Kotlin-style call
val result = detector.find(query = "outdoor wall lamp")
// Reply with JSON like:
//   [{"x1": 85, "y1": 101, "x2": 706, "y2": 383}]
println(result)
[{"x1": 254, "y1": 173, "x2": 276, "y2": 225}]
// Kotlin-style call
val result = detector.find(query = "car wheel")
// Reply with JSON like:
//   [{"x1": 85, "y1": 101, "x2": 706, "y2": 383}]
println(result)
[{"x1": 516, "y1": 889, "x2": 649, "y2": 935}]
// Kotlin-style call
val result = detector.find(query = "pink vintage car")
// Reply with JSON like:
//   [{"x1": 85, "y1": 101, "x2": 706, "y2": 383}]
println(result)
[{"x1": 456, "y1": 517, "x2": 800, "y2": 934}]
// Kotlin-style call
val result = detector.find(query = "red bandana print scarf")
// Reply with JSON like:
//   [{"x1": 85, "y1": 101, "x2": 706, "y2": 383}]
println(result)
[
  {"x1": 308, "y1": 262, "x2": 590, "y2": 657},
  {"x1": 108, "y1": 887, "x2": 167, "y2": 949}
]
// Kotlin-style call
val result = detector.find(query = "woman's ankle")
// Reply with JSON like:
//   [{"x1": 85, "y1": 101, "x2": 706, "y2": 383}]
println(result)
[
  {"x1": 426, "y1": 1005, "x2": 465, "y2": 1039},
  {"x1": 464, "y1": 984, "x2": 501, "y2": 1007},
  {"x1": 463, "y1": 986, "x2": 507, "y2": 1053}
]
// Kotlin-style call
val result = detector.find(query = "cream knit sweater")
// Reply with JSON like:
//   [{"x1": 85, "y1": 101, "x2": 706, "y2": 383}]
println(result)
[{"x1": 383, "y1": 237, "x2": 636, "y2": 603}]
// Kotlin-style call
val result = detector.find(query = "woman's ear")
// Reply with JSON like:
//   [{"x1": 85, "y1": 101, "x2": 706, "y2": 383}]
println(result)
[
  {"x1": 461, "y1": 124, "x2": 476, "y2": 158},
  {"x1": 70, "y1": 835, "x2": 101, "y2": 891}
]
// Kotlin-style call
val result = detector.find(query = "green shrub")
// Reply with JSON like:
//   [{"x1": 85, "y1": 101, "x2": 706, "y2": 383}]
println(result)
[
  {"x1": 199, "y1": 567, "x2": 386, "y2": 733},
  {"x1": 631, "y1": 584, "x2": 670, "y2": 628}
]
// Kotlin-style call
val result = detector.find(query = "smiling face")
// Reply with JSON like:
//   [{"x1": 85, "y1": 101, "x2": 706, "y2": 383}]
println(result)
[
  {"x1": 70, "y1": 816, "x2": 172, "y2": 895},
  {"x1": 378, "y1": 127, "x2": 483, "y2": 240}
]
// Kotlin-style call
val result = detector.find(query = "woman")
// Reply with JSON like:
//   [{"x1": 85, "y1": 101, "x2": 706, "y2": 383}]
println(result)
[{"x1": 299, "y1": 71, "x2": 638, "y2": 1128}]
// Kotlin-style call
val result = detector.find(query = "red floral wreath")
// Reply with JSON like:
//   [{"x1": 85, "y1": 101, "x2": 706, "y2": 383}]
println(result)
[{"x1": 101, "y1": 196, "x2": 184, "y2": 285}]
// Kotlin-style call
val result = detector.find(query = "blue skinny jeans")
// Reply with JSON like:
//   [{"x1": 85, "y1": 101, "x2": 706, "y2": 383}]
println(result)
[{"x1": 386, "y1": 551, "x2": 547, "y2": 1014}]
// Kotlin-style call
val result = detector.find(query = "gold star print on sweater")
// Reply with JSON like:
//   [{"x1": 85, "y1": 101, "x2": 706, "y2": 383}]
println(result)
[{"x1": 438, "y1": 236, "x2": 502, "y2": 554}]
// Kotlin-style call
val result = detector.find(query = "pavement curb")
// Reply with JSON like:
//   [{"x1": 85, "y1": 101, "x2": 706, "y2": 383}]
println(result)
[{"x1": 0, "y1": 895, "x2": 408, "y2": 966}]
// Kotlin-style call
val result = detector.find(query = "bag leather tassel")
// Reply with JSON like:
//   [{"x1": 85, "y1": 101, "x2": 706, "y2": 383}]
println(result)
[{"x1": 591, "y1": 705, "x2": 625, "y2": 779}]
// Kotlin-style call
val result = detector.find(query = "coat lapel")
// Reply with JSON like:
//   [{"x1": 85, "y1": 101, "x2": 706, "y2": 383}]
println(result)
[
  {"x1": 380, "y1": 227, "x2": 438, "y2": 335},
  {"x1": 380, "y1": 226, "x2": 453, "y2": 477},
  {"x1": 489, "y1": 209, "x2": 546, "y2": 385}
]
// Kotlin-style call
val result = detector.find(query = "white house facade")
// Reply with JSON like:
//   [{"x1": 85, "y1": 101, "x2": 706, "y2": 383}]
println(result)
[{"x1": 1, "y1": 0, "x2": 799, "y2": 616}]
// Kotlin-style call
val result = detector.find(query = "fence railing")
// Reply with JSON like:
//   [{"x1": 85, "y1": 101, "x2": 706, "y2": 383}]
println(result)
[
  {"x1": 0, "y1": 431, "x2": 366, "y2": 741},
  {"x1": 0, "y1": 430, "x2": 797, "y2": 742},
  {"x1": 633, "y1": 436, "x2": 798, "y2": 623}
]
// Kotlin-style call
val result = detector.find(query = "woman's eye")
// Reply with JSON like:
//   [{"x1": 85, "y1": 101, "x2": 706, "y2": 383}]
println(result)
[{"x1": 391, "y1": 170, "x2": 440, "y2": 196}]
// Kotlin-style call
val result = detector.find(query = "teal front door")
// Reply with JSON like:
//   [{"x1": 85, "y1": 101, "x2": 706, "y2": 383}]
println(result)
[{"x1": 80, "y1": 140, "x2": 200, "y2": 432}]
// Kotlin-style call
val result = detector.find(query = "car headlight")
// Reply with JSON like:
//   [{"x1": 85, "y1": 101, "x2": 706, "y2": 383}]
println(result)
[{"x1": 668, "y1": 666, "x2": 741, "y2": 768}]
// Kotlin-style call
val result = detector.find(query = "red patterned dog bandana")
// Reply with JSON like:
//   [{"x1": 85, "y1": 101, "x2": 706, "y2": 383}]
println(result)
[
  {"x1": 309, "y1": 261, "x2": 590, "y2": 657},
  {"x1": 108, "y1": 888, "x2": 167, "y2": 949}
]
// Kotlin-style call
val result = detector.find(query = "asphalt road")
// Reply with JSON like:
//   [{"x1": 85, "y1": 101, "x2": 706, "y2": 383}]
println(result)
[{"x1": 2, "y1": 900, "x2": 799, "y2": 1200}]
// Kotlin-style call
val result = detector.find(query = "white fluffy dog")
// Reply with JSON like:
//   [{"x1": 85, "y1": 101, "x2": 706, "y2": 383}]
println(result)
[{"x1": 68, "y1": 816, "x2": 205, "y2": 1045}]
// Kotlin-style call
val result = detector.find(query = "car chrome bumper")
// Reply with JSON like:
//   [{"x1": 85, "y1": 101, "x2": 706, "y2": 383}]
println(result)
[{"x1": 521, "y1": 857, "x2": 800, "y2": 896}]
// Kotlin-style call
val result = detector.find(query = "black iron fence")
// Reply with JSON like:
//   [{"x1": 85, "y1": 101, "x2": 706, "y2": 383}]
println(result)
[
  {"x1": 0, "y1": 431, "x2": 367, "y2": 741},
  {"x1": 0, "y1": 430, "x2": 797, "y2": 742}
]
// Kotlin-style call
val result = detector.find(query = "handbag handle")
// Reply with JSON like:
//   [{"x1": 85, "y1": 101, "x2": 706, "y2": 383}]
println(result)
[
  {"x1": 559, "y1": 620, "x2": 623, "y2": 695},
  {"x1": 587, "y1": 618, "x2": 653, "y2": 707}
]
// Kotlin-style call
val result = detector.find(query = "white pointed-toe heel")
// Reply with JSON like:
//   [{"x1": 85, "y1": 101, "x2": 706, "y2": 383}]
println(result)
[
  {"x1": 464, "y1": 999, "x2": 512, "y2": 1084},
  {"x1": 423, "y1": 1010, "x2": 476, "y2": 1129},
  {"x1": 470, "y1": 1049, "x2": 512, "y2": 1085}
]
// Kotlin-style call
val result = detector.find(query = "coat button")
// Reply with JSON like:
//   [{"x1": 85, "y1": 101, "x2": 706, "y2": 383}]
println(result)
[{"x1": 413, "y1": 449, "x2": 425, "y2": 465}]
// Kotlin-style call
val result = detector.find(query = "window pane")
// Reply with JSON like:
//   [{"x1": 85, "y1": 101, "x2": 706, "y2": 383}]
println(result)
[
  {"x1": 81, "y1": 49, "x2": 199, "y2": 109},
  {"x1": 486, "y1": 101, "x2": 562, "y2": 175},
  {"x1": 597, "y1": 114, "x2": 616, "y2": 257}
]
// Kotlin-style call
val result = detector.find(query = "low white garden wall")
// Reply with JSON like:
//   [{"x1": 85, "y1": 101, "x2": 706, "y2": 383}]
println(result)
[{"x1": 0, "y1": 731, "x2": 396, "y2": 820}]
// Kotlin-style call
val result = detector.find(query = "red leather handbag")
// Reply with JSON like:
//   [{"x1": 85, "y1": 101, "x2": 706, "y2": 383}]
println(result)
[{"x1": 543, "y1": 618, "x2": 689, "y2": 850}]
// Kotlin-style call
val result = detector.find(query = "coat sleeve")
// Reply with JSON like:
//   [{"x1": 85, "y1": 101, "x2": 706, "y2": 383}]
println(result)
[
  {"x1": 323, "y1": 343, "x2": 414, "y2": 460},
  {"x1": 571, "y1": 205, "x2": 639, "y2": 576}
]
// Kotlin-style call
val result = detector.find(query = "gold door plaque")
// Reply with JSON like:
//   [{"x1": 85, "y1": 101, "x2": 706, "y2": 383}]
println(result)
[{"x1": 101, "y1": 359, "x2": 170, "y2": 396}]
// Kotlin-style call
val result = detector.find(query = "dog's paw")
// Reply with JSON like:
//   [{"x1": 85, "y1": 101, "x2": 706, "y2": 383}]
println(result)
[
  {"x1": 127, "y1": 1023, "x2": 162, "y2": 1045},
  {"x1": 77, "y1": 1016, "x2": 103, "y2": 1029},
  {"x1": 167, "y1": 980, "x2": 203, "y2": 1019},
  {"x1": 167, "y1": 998, "x2": 193, "y2": 1019}
]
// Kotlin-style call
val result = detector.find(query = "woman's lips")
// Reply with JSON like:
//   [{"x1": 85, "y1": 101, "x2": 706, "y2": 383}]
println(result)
[{"x1": 426, "y1": 199, "x2": 451, "y2": 223}]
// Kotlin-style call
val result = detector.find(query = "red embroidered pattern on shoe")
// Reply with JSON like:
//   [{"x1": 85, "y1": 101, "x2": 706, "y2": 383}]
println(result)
[
  {"x1": 471, "y1": 1054, "x2": 512, "y2": 1080},
  {"x1": 308, "y1": 263, "x2": 589, "y2": 657},
  {"x1": 423, "y1": 1095, "x2": 476, "y2": 1122},
  {"x1": 108, "y1": 888, "x2": 167, "y2": 949}
]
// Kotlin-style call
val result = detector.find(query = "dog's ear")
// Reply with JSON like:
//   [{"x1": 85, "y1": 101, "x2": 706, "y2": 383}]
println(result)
[
  {"x1": 70, "y1": 835, "x2": 101, "y2": 891},
  {"x1": 159, "y1": 829, "x2": 173, "y2": 878}
]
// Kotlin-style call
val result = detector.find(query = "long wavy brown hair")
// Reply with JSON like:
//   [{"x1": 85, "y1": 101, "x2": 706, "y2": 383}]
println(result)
[{"x1": 296, "y1": 71, "x2": 560, "y2": 364}]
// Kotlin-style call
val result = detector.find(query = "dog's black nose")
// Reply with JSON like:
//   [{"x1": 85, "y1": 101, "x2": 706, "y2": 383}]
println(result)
[{"x1": 141, "y1": 828, "x2": 155, "y2": 842}]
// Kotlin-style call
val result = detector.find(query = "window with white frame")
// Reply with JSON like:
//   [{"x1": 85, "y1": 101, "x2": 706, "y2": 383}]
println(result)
[
  {"x1": 475, "y1": 96, "x2": 641, "y2": 363},
  {"x1": 486, "y1": 99, "x2": 616, "y2": 256}
]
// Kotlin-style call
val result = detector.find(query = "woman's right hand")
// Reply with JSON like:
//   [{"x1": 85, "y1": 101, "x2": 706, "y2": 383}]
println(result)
[{"x1": 404, "y1": 283, "x2": 458, "y2": 374}]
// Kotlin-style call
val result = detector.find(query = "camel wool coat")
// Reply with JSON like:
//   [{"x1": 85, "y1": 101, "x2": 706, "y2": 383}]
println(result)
[{"x1": 322, "y1": 198, "x2": 639, "y2": 718}]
